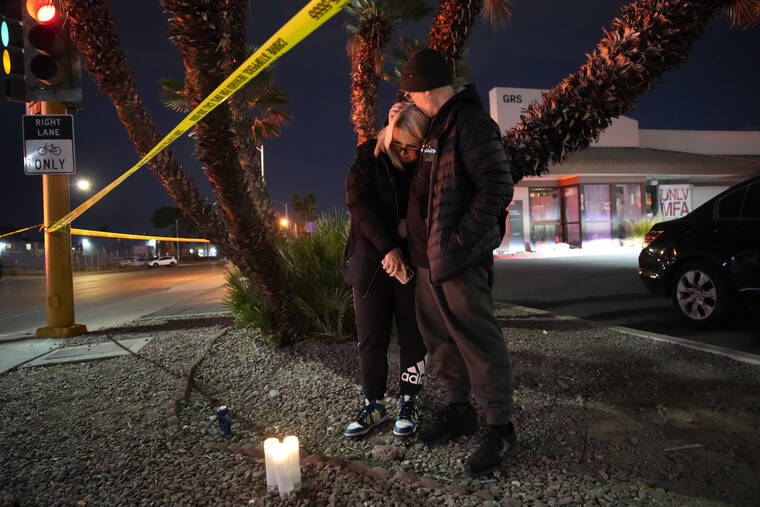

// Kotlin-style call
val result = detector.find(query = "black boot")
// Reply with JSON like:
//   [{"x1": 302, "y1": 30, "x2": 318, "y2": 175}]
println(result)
[
  {"x1": 465, "y1": 422, "x2": 518, "y2": 476},
  {"x1": 417, "y1": 403, "x2": 478, "y2": 446}
]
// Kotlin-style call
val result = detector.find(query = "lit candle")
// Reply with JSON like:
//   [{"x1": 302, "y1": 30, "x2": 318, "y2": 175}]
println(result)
[
  {"x1": 271, "y1": 440, "x2": 294, "y2": 497},
  {"x1": 263, "y1": 438, "x2": 279, "y2": 492},
  {"x1": 283, "y1": 435, "x2": 301, "y2": 491}
]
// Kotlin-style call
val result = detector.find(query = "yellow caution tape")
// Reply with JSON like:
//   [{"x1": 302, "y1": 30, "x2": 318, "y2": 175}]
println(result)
[
  {"x1": 0, "y1": 224, "x2": 43, "y2": 239},
  {"x1": 71, "y1": 228, "x2": 210, "y2": 243},
  {"x1": 48, "y1": 0, "x2": 350, "y2": 233}
]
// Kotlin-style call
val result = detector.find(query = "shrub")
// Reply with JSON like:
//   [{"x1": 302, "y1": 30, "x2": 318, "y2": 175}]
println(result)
[
  {"x1": 223, "y1": 266, "x2": 276, "y2": 338},
  {"x1": 223, "y1": 209, "x2": 355, "y2": 344},
  {"x1": 622, "y1": 216, "x2": 658, "y2": 247}
]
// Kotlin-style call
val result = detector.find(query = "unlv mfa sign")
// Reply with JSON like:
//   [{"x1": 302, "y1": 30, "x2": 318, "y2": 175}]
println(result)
[{"x1": 659, "y1": 184, "x2": 693, "y2": 219}]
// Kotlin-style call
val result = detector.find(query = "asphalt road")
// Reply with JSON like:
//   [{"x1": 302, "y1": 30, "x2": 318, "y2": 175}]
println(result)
[
  {"x1": 493, "y1": 248, "x2": 760, "y2": 355},
  {"x1": 0, "y1": 263, "x2": 228, "y2": 338},
  {"x1": 2, "y1": 255, "x2": 757, "y2": 373}
]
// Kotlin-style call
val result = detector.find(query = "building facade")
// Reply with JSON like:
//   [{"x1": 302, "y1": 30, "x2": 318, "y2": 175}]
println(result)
[{"x1": 490, "y1": 87, "x2": 760, "y2": 251}]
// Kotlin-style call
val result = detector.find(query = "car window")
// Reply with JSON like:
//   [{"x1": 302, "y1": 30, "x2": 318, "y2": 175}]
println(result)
[
  {"x1": 743, "y1": 184, "x2": 760, "y2": 218},
  {"x1": 717, "y1": 188, "x2": 746, "y2": 219}
]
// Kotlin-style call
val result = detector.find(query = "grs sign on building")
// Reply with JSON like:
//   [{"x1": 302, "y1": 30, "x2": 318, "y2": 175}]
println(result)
[
  {"x1": 659, "y1": 184, "x2": 693, "y2": 219},
  {"x1": 488, "y1": 87, "x2": 639, "y2": 147}
]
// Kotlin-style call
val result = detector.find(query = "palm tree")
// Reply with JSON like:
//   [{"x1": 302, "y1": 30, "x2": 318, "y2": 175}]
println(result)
[
  {"x1": 291, "y1": 192, "x2": 319, "y2": 234},
  {"x1": 159, "y1": 67, "x2": 292, "y2": 233},
  {"x1": 162, "y1": 0, "x2": 299, "y2": 340},
  {"x1": 427, "y1": 0, "x2": 510, "y2": 74},
  {"x1": 504, "y1": 0, "x2": 760, "y2": 181},
  {"x1": 345, "y1": 0, "x2": 430, "y2": 145},
  {"x1": 59, "y1": 0, "x2": 232, "y2": 256}
]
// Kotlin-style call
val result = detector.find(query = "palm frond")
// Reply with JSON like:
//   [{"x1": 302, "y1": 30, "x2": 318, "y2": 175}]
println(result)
[
  {"x1": 481, "y1": 0, "x2": 511, "y2": 28},
  {"x1": 718, "y1": 0, "x2": 760, "y2": 28},
  {"x1": 346, "y1": 32, "x2": 362, "y2": 59},
  {"x1": 159, "y1": 78, "x2": 187, "y2": 112},
  {"x1": 388, "y1": 0, "x2": 431, "y2": 20},
  {"x1": 384, "y1": 36, "x2": 424, "y2": 82}
]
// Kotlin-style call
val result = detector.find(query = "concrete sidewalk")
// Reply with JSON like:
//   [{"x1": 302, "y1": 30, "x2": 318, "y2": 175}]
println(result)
[{"x1": 0, "y1": 278, "x2": 227, "y2": 374}]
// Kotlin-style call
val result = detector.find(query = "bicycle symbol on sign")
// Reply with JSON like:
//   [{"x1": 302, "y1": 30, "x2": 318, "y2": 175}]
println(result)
[{"x1": 37, "y1": 143, "x2": 62, "y2": 156}]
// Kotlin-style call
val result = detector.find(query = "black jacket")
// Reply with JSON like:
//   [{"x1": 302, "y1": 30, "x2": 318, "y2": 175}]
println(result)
[
  {"x1": 409, "y1": 85, "x2": 514, "y2": 284},
  {"x1": 342, "y1": 140, "x2": 407, "y2": 295}
]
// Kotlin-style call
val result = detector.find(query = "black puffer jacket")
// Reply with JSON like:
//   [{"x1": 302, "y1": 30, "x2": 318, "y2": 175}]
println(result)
[
  {"x1": 341, "y1": 140, "x2": 407, "y2": 296},
  {"x1": 417, "y1": 85, "x2": 514, "y2": 284}
]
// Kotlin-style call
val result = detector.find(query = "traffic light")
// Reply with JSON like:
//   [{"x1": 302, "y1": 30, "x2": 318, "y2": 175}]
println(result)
[
  {"x1": 1, "y1": 0, "x2": 25, "y2": 101},
  {"x1": 23, "y1": 0, "x2": 81, "y2": 102}
]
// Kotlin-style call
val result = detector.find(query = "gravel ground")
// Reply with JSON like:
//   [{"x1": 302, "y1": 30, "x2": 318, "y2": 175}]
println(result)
[{"x1": 1, "y1": 305, "x2": 758, "y2": 506}]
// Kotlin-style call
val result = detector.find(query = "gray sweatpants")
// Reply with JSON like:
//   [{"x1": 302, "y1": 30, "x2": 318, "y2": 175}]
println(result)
[{"x1": 415, "y1": 265, "x2": 513, "y2": 425}]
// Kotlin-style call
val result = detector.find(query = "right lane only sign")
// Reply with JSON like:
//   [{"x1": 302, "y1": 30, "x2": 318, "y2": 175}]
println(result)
[{"x1": 22, "y1": 114, "x2": 76, "y2": 175}]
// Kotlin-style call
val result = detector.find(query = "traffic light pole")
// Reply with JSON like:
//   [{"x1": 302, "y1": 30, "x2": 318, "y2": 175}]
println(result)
[{"x1": 35, "y1": 101, "x2": 86, "y2": 338}]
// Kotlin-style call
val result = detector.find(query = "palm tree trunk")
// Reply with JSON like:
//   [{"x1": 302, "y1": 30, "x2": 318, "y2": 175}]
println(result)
[
  {"x1": 60, "y1": 0, "x2": 233, "y2": 256},
  {"x1": 427, "y1": 0, "x2": 483, "y2": 70},
  {"x1": 223, "y1": 0, "x2": 279, "y2": 237},
  {"x1": 163, "y1": 0, "x2": 297, "y2": 341},
  {"x1": 349, "y1": 17, "x2": 391, "y2": 145},
  {"x1": 505, "y1": 0, "x2": 760, "y2": 181}
]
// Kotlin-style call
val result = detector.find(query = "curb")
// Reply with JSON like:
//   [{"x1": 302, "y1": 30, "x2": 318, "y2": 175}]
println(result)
[
  {"x1": 503, "y1": 303, "x2": 760, "y2": 366},
  {"x1": 0, "y1": 332, "x2": 38, "y2": 344},
  {"x1": 165, "y1": 326, "x2": 233, "y2": 426}
]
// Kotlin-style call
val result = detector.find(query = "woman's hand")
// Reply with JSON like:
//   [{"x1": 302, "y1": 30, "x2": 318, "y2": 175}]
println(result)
[{"x1": 381, "y1": 247, "x2": 405, "y2": 277}]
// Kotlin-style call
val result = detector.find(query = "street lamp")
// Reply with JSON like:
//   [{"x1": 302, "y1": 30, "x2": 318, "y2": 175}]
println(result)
[{"x1": 75, "y1": 178, "x2": 90, "y2": 191}]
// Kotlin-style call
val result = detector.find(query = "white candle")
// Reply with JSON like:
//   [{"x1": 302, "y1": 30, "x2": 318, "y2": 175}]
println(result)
[
  {"x1": 283, "y1": 435, "x2": 301, "y2": 491},
  {"x1": 271, "y1": 441, "x2": 294, "y2": 497},
  {"x1": 263, "y1": 438, "x2": 279, "y2": 492}
]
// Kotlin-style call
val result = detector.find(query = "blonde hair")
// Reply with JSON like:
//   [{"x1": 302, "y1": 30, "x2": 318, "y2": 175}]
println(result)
[{"x1": 374, "y1": 103, "x2": 429, "y2": 169}]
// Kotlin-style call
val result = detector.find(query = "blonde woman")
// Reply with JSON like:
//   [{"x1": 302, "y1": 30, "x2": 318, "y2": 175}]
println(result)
[{"x1": 341, "y1": 102, "x2": 430, "y2": 437}]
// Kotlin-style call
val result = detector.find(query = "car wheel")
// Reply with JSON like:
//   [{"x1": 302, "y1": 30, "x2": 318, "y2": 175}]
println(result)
[
  {"x1": 170, "y1": 262, "x2": 176, "y2": 266},
  {"x1": 671, "y1": 262, "x2": 728, "y2": 326}
]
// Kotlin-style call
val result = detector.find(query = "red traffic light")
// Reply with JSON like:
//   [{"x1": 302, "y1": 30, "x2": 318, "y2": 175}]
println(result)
[{"x1": 26, "y1": 0, "x2": 56, "y2": 23}]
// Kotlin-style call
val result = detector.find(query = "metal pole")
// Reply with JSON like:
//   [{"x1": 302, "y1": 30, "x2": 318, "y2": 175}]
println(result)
[
  {"x1": 175, "y1": 218, "x2": 180, "y2": 264},
  {"x1": 36, "y1": 102, "x2": 86, "y2": 338},
  {"x1": 257, "y1": 145, "x2": 265, "y2": 182}
]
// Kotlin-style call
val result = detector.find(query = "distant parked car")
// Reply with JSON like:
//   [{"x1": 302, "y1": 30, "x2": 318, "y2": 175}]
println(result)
[
  {"x1": 147, "y1": 256, "x2": 177, "y2": 268},
  {"x1": 118, "y1": 257, "x2": 145, "y2": 267},
  {"x1": 638, "y1": 175, "x2": 760, "y2": 326}
]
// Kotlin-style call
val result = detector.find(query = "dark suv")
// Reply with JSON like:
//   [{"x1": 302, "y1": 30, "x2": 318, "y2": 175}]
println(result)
[{"x1": 638, "y1": 174, "x2": 760, "y2": 326}]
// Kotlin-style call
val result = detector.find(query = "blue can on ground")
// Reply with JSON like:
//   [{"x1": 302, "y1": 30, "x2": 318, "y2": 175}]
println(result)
[{"x1": 216, "y1": 406, "x2": 232, "y2": 436}]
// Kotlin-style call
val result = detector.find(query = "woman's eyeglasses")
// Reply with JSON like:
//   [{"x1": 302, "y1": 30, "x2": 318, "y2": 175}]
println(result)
[{"x1": 390, "y1": 141, "x2": 420, "y2": 154}]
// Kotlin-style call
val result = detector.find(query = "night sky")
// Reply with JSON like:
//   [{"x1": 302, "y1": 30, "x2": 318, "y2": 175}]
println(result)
[{"x1": 1, "y1": 0, "x2": 759, "y2": 238}]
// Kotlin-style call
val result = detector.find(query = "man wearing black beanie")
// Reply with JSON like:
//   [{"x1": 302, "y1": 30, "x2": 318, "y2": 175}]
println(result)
[{"x1": 400, "y1": 48, "x2": 517, "y2": 476}]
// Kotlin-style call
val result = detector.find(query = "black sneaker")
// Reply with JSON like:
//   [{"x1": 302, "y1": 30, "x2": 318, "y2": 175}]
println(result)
[
  {"x1": 465, "y1": 423, "x2": 518, "y2": 476},
  {"x1": 416, "y1": 403, "x2": 478, "y2": 446}
]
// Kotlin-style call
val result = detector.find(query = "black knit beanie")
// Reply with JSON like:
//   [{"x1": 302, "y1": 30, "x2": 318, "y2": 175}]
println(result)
[{"x1": 400, "y1": 49, "x2": 453, "y2": 92}]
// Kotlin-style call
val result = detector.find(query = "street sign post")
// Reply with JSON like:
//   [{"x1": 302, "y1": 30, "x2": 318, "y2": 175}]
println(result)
[{"x1": 22, "y1": 113, "x2": 75, "y2": 174}]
